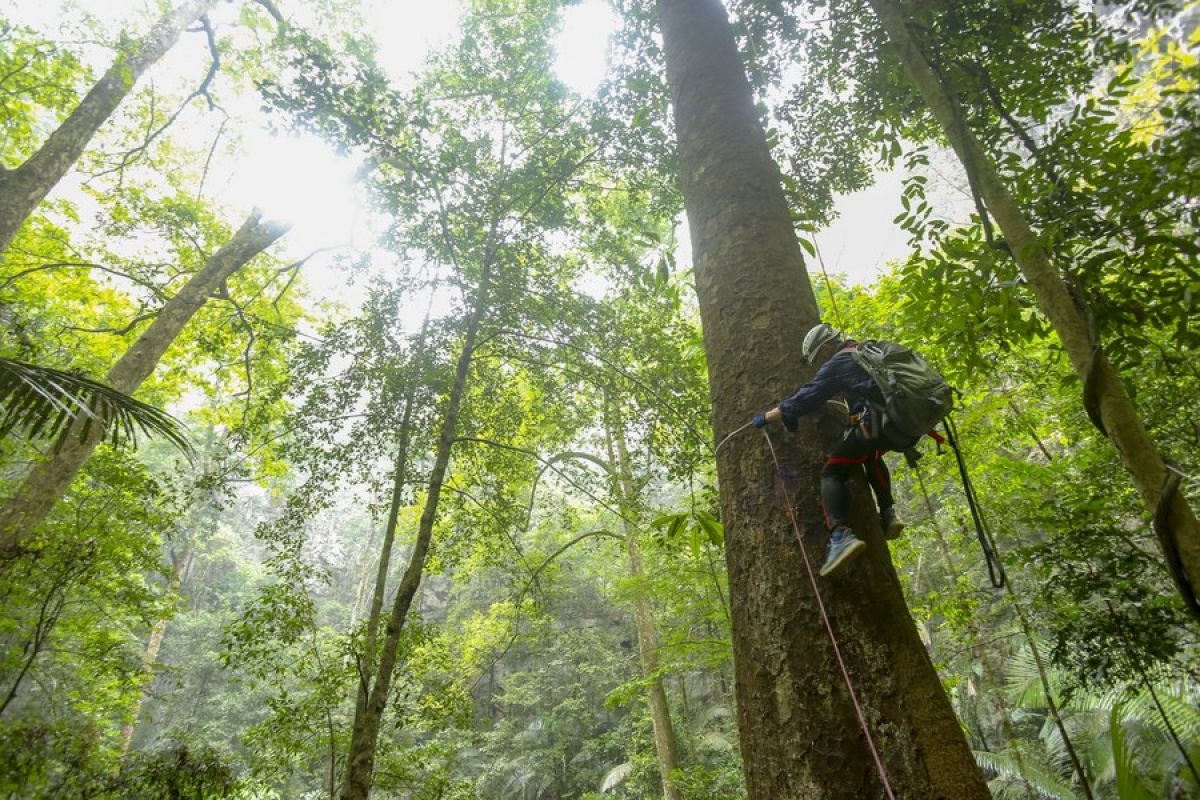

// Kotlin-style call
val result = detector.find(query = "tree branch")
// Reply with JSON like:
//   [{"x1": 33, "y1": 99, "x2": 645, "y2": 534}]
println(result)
[{"x1": 90, "y1": 15, "x2": 222, "y2": 182}]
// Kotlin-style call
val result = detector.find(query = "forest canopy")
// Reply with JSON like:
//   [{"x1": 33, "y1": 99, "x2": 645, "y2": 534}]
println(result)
[{"x1": 0, "y1": 1, "x2": 1197, "y2": 798}]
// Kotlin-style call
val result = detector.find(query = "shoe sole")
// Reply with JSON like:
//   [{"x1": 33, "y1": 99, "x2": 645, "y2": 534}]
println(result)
[
  {"x1": 884, "y1": 521, "x2": 906, "y2": 541},
  {"x1": 819, "y1": 538, "x2": 867, "y2": 577}
]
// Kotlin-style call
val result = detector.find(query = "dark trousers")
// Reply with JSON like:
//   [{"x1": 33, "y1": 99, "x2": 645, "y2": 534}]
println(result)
[{"x1": 820, "y1": 428, "x2": 901, "y2": 531}]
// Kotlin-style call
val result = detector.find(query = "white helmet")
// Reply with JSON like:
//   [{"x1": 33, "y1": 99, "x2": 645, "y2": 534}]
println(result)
[{"x1": 801, "y1": 323, "x2": 840, "y2": 363}]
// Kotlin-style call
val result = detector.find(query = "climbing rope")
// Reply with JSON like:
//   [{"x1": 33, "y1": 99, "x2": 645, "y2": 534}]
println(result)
[
  {"x1": 714, "y1": 419, "x2": 755, "y2": 458},
  {"x1": 760, "y1": 429, "x2": 898, "y2": 800},
  {"x1": 943, "y1": 413, "x2": 1007, "y2": 589},
  {"x1": 1167, "y1": 462, "x2": 1199, "y2": 485},
  {"x1": 813, "y1": 237, "x2": 848, "y2": 333}
]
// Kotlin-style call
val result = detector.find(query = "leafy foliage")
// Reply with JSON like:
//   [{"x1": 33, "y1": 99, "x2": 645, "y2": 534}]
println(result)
[{"x1": 0, "y1": 1, "x2": 1196, "y2": 798}]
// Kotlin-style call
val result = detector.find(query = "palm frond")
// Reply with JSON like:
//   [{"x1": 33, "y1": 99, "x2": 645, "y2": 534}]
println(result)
[
  {"x1": 600, "y1": 761, "x2": 633, "y2": 793},
  {"x1": 1111, "y1": 706, "x2": 1159, "y2": 800},
  {"x1": 1125, "y1": 688, "x2": 1200, "y2": 743},
  {"x1": 973, "y1": 749, "x2": 1077, "y2": 800},
  {"x1": 0, "y1": 357, "x2": 192, "y2": 456}
]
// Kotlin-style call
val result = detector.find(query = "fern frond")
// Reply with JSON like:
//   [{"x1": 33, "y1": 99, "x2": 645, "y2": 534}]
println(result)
[
  {"x1": 1111, "y1": 706, "x2": 1159, "y2": 800},
  {"x1": 974, "y1": 749, "x2": 1077, "y2": 799}
]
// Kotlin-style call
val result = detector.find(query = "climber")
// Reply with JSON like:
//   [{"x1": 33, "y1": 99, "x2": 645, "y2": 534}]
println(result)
[{"x1": 754, "y1": 323, "x2": 923, "y2": 577}]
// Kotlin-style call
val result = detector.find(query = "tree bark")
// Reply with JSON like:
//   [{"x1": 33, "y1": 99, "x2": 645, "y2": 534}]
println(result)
[
  {"x1": 0, "y1": 0, "x2": 217, "y2": 254},
  {"x1": 865, "y1": 0, "x2": 1200, "y2": 622},
  {"x1": 338, "y1": 273, "x2": 490, "y2": 800},
  {"x1": 605, "y1": 403, "x2": 683, "y2": 800},
  {"x1": 0, "y1": 211, "x2": 289, "y2": 553},
  {"x1": 348, "y1": 383, "x2": 418, "y2": 748},
  {"x1": 655, "y1": 1, "x2": 990, "y2": 797}
]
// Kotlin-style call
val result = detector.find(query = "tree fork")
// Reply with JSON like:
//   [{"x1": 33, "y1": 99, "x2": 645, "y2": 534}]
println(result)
[
  {"x1": 655, "y1": 0, "x2": 990, "y2": 797},
  {"x1": 866, "y1": 0, "x2": 1200, "y2": 623}
]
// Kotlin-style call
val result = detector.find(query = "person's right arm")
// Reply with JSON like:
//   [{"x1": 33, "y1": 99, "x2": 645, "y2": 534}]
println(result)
[{"x1": 776, "y1": 354, "x2": 853, "y2": 430}]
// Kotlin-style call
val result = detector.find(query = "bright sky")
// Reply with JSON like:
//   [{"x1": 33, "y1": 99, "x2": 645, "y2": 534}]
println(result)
[
  {"x1": 227, "y1": 0, "x2": 621, "y2": 263},
  {"x1": 9, "y1": 0, "x2": 930, "y2": 303}
]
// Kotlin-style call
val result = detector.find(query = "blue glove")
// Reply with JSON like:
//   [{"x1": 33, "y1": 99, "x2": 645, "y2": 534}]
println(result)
[{"x1": 753, "y1": 413, "x2": 767, "y2": 428}]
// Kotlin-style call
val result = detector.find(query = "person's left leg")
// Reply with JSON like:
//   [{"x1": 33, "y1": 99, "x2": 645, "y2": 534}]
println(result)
[{"x1": 818, "y1": 433, "x2": 876, "y2": 576}]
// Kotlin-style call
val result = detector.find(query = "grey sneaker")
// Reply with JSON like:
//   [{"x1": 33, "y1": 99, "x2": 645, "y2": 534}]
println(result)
[
  {"x1": 819, "y1": 527, "x2": 867, "y2": 577},
  {"x1": 881, "y1": 507, "x2": 906, "y2": 541}
]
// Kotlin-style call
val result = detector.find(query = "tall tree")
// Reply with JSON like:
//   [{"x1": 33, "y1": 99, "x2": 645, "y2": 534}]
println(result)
[
  {"x1": 340, "y1": 279, "x2": 488, "y2": 800},
  {"x1": 0, "y1": 0, "x2": 218, "y2": 254},
  {"x1": 0, "y1": 210, "x2": 289, "y2": 555},
  {"x1": 605, "y1": 405, "x2": 684, "y2": 800},
  {"x1": 653, "y1": 0, "x2": 990, "y2": 797},
  {"x1": 254, "y1": 4, "x2": 607, "y2": 794},
  {"x1": 863, "y1": 0, "x2": 1200, "y2": 622}
]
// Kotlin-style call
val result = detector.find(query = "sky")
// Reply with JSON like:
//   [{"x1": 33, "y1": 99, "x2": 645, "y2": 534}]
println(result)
[{"x1": 9, "y1": 0, "x2": 937, "y2": 303}]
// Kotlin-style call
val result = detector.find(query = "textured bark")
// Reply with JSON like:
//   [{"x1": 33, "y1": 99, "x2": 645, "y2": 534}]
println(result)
[
  {"x1": 0, "y1": 211, "x2": 289, "y2": 553},
  {"x1": 866, "y1": 0, "x2": 1200, "y2": 622},
  {"x1": 605, "y1": 406, "x2": 683, "y2": 800},
  {"x1": 656, "y1": 1, "x2": 990, "y2": 797},
  {"x1": 339, "y1": 279, "x2": 489, "y2": 800},
  {"x1": 0, "y1": 0, "x2": 217, "y2": 254}
]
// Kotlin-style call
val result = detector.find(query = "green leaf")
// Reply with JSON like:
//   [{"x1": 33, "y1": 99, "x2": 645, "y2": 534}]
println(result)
[{"x1": 695, "y1": 509, "x2": 724, "y2": 547}]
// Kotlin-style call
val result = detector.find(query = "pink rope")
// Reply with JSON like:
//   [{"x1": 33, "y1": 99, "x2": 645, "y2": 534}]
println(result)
[{"x1": 761, "y1": 430, "x2": 897, "y2": 800}]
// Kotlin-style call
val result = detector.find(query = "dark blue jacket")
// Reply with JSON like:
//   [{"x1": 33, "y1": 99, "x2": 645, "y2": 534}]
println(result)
[{"x1": 777, "y1": 341, "x2": 883, "y2": 429}]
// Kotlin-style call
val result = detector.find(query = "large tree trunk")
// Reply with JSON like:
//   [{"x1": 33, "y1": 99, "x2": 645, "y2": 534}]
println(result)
[
  {"x1": 0, "y1": 0, "x2": 217, "y2": 254},
  {"x1": 0, "y1": 211, "x2": 289, "y2": 553},
  {"x1": 655, "y1": 1, "x2": 990, "y2": 797},
  {"x1": 865, "y1": 0, "x2": 1200, "y2": 622},
  {"x1": 339, "y1": 277, "x2": 489, "y2": 800},
  {"x1": 605, "y1": 404, "x2": 683, "y2": 800}
]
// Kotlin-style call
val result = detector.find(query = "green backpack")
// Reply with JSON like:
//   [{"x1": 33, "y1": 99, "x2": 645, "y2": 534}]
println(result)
[{"x1": 852, "y1": 340, "x2": 954, "y2": 441}]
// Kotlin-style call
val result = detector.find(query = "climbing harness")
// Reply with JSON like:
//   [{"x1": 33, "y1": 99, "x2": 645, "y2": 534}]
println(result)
[
  {"x1": 942, "y1": 413, "x2": 1007, "y2": 589},
  {"x1": 761, "y1": 429, "x2": 898, "y2": 800},
  {"x1": 722, "y1": 403, "x2": 1006, "y2": 587}
]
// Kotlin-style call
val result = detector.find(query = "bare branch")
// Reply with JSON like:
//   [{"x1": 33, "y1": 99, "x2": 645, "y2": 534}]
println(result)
[
  {"x1": 90, "y1": 15, "x2": 222, "y2": 182},
  {"x1": 196, "y1": 114, "x2": 229, "y2": 204},
  {"x1": 62, "y1": 309, "x2": 160, "y2": 336},
  {"x1": 452, "y1": 436, "x2": 635, "y2": 530},
  {"x1": 215, "y1": 281, "x2": 257, "y2": 418},
  {"x1": 0, "y1": 261, "x2": 170, "y2": 298}
]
